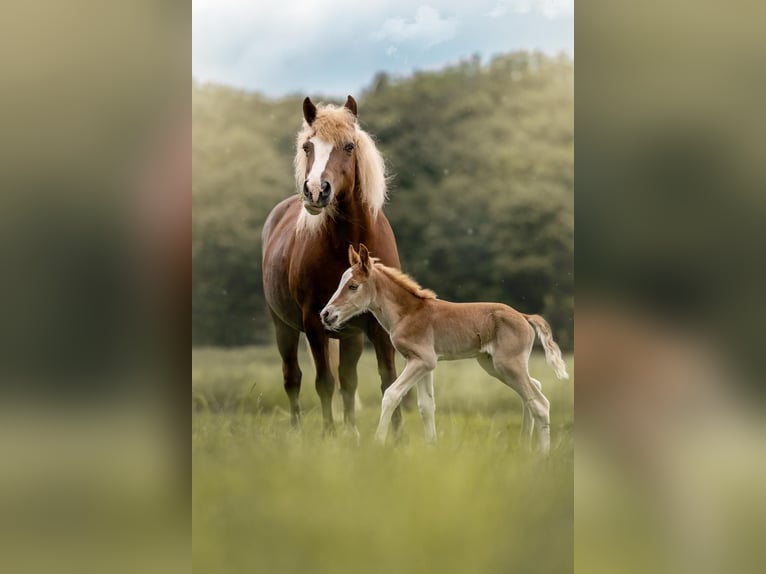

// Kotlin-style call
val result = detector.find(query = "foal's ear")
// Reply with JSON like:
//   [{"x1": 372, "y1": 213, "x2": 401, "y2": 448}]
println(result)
[
  {"x1": 348, "y1": 244, "x2": 360, "y2": 266},
  {"x1": 303, "y1": 97, "x2": 317, "y2": 125},
  {"x1": 358, "y1": 243, "x2": 370, "y2": 273},
  {"x1": 344, "y1": 95, "x2": 357, "y2": 117}
]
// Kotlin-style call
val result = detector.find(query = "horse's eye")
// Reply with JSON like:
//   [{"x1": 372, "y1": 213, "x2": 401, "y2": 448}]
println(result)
[
  {"x1": 348, "y1": 284, "x2": 359, "y2": 291},
  {"x1": 344, "y1": 142, "x2": 355, "y2": 153},
  {"x1": 302, "y1": 143, "x2": 311, "y2": 153}
]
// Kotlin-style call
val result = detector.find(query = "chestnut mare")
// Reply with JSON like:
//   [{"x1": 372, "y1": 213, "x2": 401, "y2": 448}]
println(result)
[
  {"x1": 262, "y1": 96, "x2": 403, "y2": 436},
  {"x1": 321, "y1": 244, "x2": 570, "y2": 453}
]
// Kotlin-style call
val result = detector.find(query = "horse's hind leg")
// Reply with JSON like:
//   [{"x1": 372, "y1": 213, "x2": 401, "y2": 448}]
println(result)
[
  {"x1": 270, "y1": 310, "x2": 302, "y2": 428},
  {"x1": 304, "y1": 312, "x2": 336, "y2": 435},
  {"x1": 338, "y1": 333, "x2": 364, "y2": 439}
]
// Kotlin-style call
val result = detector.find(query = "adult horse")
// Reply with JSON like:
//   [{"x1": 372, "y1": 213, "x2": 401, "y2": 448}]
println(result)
[{"x1": 262, "y1": 95, "x2": 403, "y2": 436}]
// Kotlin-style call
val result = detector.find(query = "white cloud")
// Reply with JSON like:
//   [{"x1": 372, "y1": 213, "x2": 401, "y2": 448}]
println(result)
[
  {"x1": 373, "y1": 5, "x2": 459, "y2": 48},
  {"x1": 487, "y1": 0, "x2": 573, "y2": 20},
  {"x1": 192, "y1": 0, "x2": 572, "y2": 96}
]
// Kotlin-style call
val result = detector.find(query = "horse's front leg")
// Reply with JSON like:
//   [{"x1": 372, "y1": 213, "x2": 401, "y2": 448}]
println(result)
[
  {"x1": 375, "y1": 360, "x2": 430, "y2": 444},
  {"x1": 304, "y1": 312, "x2": 336, "y2": 435},
  {"x1": 338, "y1": 333, "x2": 364, "y2": 440},
  {"x1": 366, "y1": 318, "x2": 405, "y2": 434},
  {"x1": 270, "y1": 309, "x2": 302, "y2": 428}
]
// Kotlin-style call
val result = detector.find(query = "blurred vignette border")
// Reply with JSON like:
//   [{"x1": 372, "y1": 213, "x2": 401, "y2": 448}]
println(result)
[
  {"x1": 0, "y1": 2, "x2": 189, "y2": 573},
  {"x1": 576, "y1": 0, "x2": 766, "y2": 573}
]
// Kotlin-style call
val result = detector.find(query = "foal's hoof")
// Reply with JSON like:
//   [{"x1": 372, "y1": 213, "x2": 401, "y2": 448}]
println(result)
[{"x1": 322, "y1": 424, "x2": 337, "y2": 438}]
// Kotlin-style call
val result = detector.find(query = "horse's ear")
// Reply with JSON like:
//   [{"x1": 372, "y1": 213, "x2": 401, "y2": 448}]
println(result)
[
  {"x1": 348, "y1": 244, "x2": 360, "y2": 266},
  {"x1": 344, "y1": 95, "x2": 357, "y2": 118},
  {"x1": 358, "y1": 243, "x2": 370, "y2": 273},
  {"x1": 303, "y1": 97, "x2": 317, "y2": 125}
]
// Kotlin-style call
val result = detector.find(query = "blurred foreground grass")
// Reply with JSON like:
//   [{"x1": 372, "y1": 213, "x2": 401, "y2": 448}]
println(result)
[{"x1": 193, "y1": 346, "x2": 573, "y2": 574}]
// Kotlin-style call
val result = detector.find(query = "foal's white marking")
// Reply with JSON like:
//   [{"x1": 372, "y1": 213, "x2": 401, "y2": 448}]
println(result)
[
  {"x1": 327, "y1": 268, "x2": 354, "y2": 308},
  {"x1": 306, "y1": 136, "x2": 333, "y2": 201}
]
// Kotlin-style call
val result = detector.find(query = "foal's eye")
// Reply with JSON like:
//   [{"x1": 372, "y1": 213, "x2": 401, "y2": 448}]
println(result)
[
  {"x1": 343, "y1": 142, "x2": 355, "y2": 153},
  {"x1": 348, "y1": 284, "x2": 359, "y2": 291},
  {"x1": 302, "y1": 143, "x2": 311, "y2": 153}
]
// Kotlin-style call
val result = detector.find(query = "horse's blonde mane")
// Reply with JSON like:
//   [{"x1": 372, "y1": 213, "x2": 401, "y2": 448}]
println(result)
[
  {"x1": 293, "y1": 102, "x2": 388, "y2": 233},
  {"x1": 374, "y1": 261, "x2": 437, "y2": 300}
]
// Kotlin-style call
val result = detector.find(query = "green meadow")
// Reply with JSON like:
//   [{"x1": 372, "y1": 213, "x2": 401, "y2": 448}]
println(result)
[{"x1": 193, "y1": 346, "x2": 573, "y2": 574}]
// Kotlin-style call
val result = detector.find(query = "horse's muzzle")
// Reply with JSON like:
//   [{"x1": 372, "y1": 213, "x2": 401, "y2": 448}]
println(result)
[
  {"x1": 303, "y1": 180, "x2": 332, "y2": 212},
  {"x1": 303, "y1": 203, "x2": 324, "y2": 215}
]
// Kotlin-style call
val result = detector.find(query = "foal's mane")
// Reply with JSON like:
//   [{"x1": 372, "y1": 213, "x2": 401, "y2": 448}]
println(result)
[
  {"x1": 374, "y1": 260, "x2": 437, "y2": 300},
  {"x1": 293, "y1": 102, "x2": 388, "y2": 218}
]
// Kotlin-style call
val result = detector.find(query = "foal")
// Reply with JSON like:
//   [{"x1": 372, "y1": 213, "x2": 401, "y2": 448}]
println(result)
[{"x1": 320, "y1": 244, "x2": 569, "y2": 453}]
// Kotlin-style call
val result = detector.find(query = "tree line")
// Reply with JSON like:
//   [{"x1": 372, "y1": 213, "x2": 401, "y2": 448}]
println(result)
[{"x1": 193, "y1": 51, "x2": 573, "y2": 349}]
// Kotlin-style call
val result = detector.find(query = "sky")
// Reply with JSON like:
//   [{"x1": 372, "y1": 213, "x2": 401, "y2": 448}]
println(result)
[{"x1": 192, "y1": 0, "x2": 573, "y2": 98}]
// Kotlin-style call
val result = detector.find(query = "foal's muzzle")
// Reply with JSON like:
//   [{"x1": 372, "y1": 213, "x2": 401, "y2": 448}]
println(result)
[{"x1": 321, "y1": 308, "x2": 338, "y2": 329}]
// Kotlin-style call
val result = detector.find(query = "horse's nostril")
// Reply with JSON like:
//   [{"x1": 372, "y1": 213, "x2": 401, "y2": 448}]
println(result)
[
  {"x1": 303, "y1": 181, "x2": 310, "y2": 197},
  {"x1": 321, "y1": 310, "x2": 328, "y2": 320},
  {"x1": 320, "y1": 181, "x2": 331, "y2": 197}
]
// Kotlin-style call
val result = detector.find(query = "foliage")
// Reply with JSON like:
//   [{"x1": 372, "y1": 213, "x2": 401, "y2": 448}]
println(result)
[{"x1": 192, "y1": 51, "x2": 573, "y2": 348}]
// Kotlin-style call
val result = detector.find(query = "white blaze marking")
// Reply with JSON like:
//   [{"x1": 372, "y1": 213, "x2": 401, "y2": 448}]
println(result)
[
  {"x1": 306, "y1": 136, "x2": 333, "y2": 202},
  {"x1": 326, "y1": 268, "x2": 353, "y2": 309}
]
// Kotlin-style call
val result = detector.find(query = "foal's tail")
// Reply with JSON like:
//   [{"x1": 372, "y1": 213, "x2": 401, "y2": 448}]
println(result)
[{"x1": 525, "y1": 314, "x2": 570, "y2": 380}]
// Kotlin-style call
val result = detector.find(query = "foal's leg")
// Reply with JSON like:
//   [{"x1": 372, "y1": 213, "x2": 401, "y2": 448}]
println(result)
[
  {"x1": 477, "y1": 353, "x2": 531, "y2": 444},
  {"x1": 521, "y1": 377, "x2": 543, "y2": 445},
  {"x1": 366, "y1": 318, "x2": 404, "y2": 434},
  {"x1": 270, "y1": 310, "x2": 302, "y2": 428},
  {"x1": 303, "y1": 311, "x2": 336, "y2": 435},
  {"x1": 523, "y1": 377, "x2": 544, "y2": 443},
  {"x1": 375, "y1": 359, "x2": 430, "y2": 444},
  {"x1": 495, "y1": 358, "x2": 551, "y2": 454},
  {"x1": 416, "y1": 371, "x2": 437, "y2": 443},
  {"x1": 480, "y1": 350, "x2": 551, "y2": 454},
  {"x1": 338, "y1": 333, "x2": 364, "y2": 440}
]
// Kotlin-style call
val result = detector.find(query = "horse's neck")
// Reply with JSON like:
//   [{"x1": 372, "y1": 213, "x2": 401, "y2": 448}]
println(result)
[
  {"x1": 369, "y1": 272, "x2": 423, "y2": 334},
  {"x1": 331, "y1": 187, "x2": 373, "y2": 246}
]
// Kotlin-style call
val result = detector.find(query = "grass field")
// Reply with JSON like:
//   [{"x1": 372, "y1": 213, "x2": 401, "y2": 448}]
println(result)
[{"x1": 193, "y1": 345, "x2": 573, "y2": 574}]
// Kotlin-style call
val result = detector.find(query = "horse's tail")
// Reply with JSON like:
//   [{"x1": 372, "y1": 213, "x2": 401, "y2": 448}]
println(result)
[{"x1": 525, "y1": 314, "x2": 570, "y2": 380}]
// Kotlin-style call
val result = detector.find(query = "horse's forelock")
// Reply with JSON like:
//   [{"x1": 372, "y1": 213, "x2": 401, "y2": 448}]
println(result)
[{"x1": 304, "y1": 105, "x2": 356, "y2": 146}]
